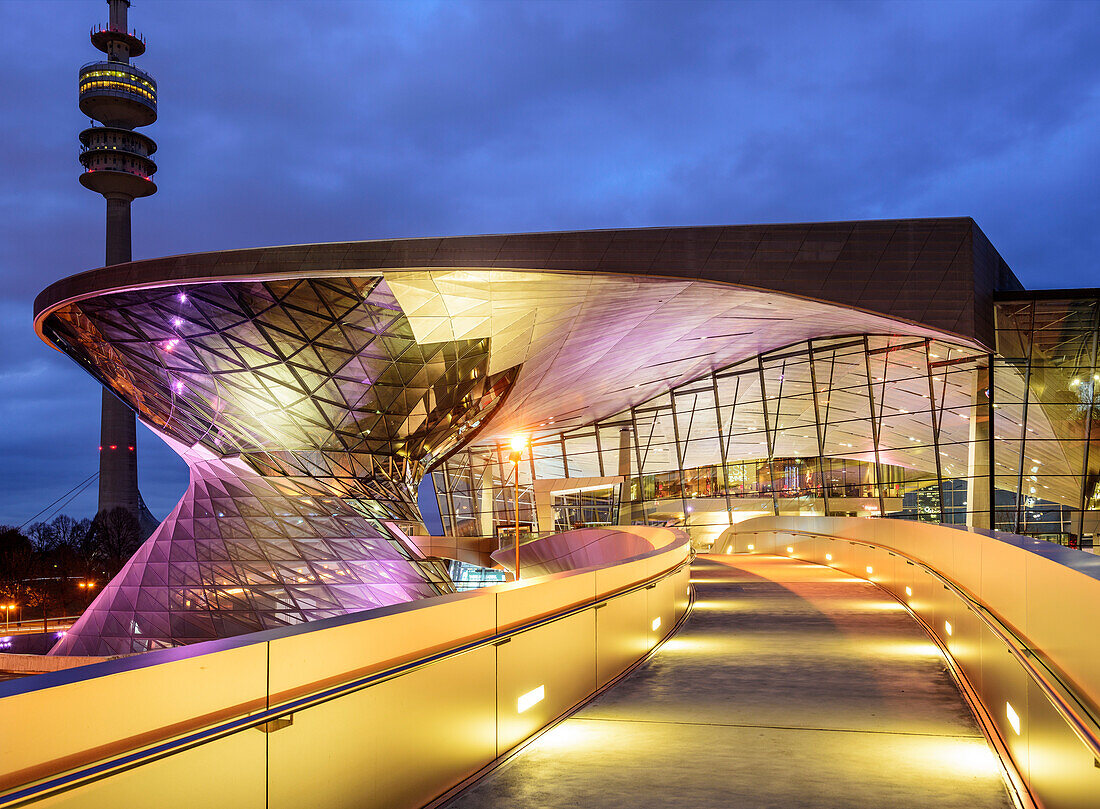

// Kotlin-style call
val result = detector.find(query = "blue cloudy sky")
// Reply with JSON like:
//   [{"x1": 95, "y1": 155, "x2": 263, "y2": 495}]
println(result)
[{"x1": 1, "y1": 0, "x2": 1099, "y2": 527}]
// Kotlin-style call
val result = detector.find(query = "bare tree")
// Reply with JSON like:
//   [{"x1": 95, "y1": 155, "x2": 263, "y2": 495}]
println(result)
[
  {"x1": 0, "y1": 526, "x2": 45, "y2": 617},
  {"x1": 26, "y1": 521, "x2": 54, "y2": 550},
  {"x1": 89, "y1": 507, "x2": 143, "y2": 577},
  {"x1": 0, "y1": 526, "x2": 37, "y2": 579},
  {"x1": 27, "y1": 515, "x2": 89, "y2": 553},
  {"x1": 53, "y1": 515, "x2": 89, "y2": 548}
]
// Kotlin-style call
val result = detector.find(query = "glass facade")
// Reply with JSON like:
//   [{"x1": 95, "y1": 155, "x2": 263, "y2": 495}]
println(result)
[
  {"x1": 41, "y1": 275, "x2": 518, "y2": 654},
  {"x1": 551, "y1": 485, "x2": 620, "y2": 531},
  {"x1": 435, "y1": 297, "x2": 1100, "y2": 550},
  {"x1": 994, "y1": 294, "x2": 1100, "y2": 541},
  {"x1": 79, "y1": 62, "x2": 158, "y2": 106},
  {"x1": 446, "y1": 560, "x2": 508, "y2": 592},
  {"x1": 41, "y1": 219, "x2": 1074, "y2": 653}
]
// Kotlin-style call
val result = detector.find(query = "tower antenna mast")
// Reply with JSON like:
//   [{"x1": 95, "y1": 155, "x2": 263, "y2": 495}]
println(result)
[{"x1": 78, "y1": 0, "x2": 159, "y2": 534}]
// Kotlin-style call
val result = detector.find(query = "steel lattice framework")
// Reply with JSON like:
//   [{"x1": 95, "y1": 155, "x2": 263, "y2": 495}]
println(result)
[{"x1": 46, "y1": 276, "x2": 513, "y2": 655}]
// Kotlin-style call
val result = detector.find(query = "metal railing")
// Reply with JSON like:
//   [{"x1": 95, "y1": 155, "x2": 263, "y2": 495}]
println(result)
[
  {"x1": 727, "y1": 515, "x2": 1100, "y2": 809},
  {"x1": 0, "y1": 617, "x2": 80, "y2": 636},
  {"x1": 0, "y1": 532, "x2": 691, "y2": 808}
]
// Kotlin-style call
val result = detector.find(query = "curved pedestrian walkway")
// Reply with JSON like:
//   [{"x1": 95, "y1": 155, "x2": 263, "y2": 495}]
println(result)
[{"x1": 446, "y1": 554, "x2": 1015, "y2": 809}]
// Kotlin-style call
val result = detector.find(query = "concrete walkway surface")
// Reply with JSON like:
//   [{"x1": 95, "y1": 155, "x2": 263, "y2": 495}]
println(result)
[{"x1": 445, "y1": 554, "x2": 1015, "y2": 809}]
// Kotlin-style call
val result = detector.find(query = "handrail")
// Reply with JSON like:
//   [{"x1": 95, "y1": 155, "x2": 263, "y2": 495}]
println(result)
[
  {"x1": 0, "y1": 546, "x2": 689, "y2": 807},
  {"x1": 491, "y1": 525, "x2": 681, "y2": 576},
  {"x1": 861, "y1": 560, "x2": 1038, "y2": 809},
  {"x1": 0, "y1": 617, "x2": 80, "y2": 633},
  {"x1": 779, "y1": 528, "x2": 1100, "y2": 763}
]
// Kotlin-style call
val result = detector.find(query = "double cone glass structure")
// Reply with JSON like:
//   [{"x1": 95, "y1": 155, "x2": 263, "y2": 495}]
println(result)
[{"x1": 35, "y1": 218, "x2": 1100, "y2": 656}]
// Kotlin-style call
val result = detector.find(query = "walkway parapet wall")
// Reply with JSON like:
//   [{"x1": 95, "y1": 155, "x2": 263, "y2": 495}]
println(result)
[
  {"x1": 723, "y1": 515, "x2": 1100, "y2": 809},
  {"x1": 0, "y1": 527, "x2": 689, "y2": 809}
]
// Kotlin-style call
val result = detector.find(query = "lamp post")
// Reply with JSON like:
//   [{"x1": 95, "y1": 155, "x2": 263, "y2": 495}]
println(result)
[{"x1": 508, "y1": 436, "x2": 526, "y2": 581}]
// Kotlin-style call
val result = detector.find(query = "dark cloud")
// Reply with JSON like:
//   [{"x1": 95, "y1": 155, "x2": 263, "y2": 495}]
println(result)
[{"x1": 2, "y1": 0, "x2": 1099, "y2": 524}]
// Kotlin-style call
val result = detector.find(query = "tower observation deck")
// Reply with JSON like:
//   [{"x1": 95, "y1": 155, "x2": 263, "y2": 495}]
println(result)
[{"x1": 78, "y1": 0, "x2": 158, "y2": 535}]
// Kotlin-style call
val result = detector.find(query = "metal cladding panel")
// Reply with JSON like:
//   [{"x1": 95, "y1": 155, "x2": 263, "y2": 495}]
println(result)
[
  {"x1": 36, "y1": 218, "x2": 1019, "y2": 350},
  {"x1": 51, "y1": 449, "x2": 447, "y2": 657},
  {"x1": 972, "y1": 221, "x2": 1024, "y2": 346}
]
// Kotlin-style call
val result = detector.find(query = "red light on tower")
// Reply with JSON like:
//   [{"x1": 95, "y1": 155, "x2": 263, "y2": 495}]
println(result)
[{"x1": 109, "y1": 444, "x2": 117, "y2": 450}]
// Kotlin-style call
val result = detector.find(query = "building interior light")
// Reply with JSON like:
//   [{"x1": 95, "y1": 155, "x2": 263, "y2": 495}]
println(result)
[
  {"x1": 825, "y1": 553, "x2": 832, "y2": 561},
  {"x1": 652, "y1": 616, "x2": 661, "y2": 631},
  {"x1": 1006, "y1": 702, "x2": 1020, "y2": 735},
  {"x1": 944, "y1": 621, "x2": 952, "y2": 636},
  {"x1": 518, "y1": 685, "x2": 545, "y2": 713},
  {"x1": 747, "y1": 544, "x2": 754, "y2": 550},
  {"x1": 726, "y1": 545, "x2": 732, "y2": 554},
  {"x1": 905, "y1": 586, "x2": 912, "y2": 597},
  {"x1": 786, "y1": 546, "x2": 794, "y2": 554},
  {"x1": 866, "y1": 566, "x2": 873, "y2": 575}
]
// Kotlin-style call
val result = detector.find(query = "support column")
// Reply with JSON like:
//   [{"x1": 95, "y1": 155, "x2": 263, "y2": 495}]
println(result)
[
  {"x1": 105, "y1": 196, "x2": 132, "y2": 266},
  {"x1": 97, "y1": 390, "x2": 140, "y2": 515},
  {"x1": 617, "y1": 427, "x2": 632, "y2": 478},
  {"x1": 807, "y1": 341, "x2": 830, "y2": 518},
  {"x1": 98, "y1": 195, "x2": 142, "y2": 521},
  {"x1": 481, "y1": 479, "x2": 499, "y2": 537},
  {"x1": 616, "y1": 427, "x2": 633, "y2": 525},
  {"x1": 861, "y1": 336, "x2": 887, "y2": 517},
  {"x1": 966, "y1": 364, "x2": 992, "y2": 530},
  {"x1": 478, "y1": 469, "x2": 496, "y2": 537},
  {"x1": 926, "y1": 341, "x2": 947, "y2": 524},
  {"x1": 711, "y1": 372, "x2": 734, "y2": 527}
]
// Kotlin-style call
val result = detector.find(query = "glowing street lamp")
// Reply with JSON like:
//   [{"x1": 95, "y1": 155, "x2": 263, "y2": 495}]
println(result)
[
  {"x1": 2, "y1": 604, "x2": 16, "y2": 632},
  {"x1": 509, "y1": 435, "x2": 526, "y2": 581}
]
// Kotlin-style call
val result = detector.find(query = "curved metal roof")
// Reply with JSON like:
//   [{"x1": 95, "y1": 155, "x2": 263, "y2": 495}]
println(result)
[
  {"x1": 35, "y1": 219, "x2": 1020, "y2": 443},
  {"x1": 35, "y1": 218, "x2": 1019, "y2": 347}
]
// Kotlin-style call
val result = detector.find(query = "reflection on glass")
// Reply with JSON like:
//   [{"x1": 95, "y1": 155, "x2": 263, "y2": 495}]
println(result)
[{"x1": 437, "y1": 306, "x2": 1100, "y2": 550}]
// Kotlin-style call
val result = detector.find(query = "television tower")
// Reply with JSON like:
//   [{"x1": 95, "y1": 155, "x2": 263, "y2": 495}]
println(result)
[{"x1": 78, "y1": 0, "x2": 158, "y2": 533}]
